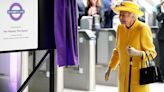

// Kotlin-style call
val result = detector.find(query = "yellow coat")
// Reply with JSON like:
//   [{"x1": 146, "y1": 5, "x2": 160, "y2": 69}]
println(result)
[{"x1": 108, "y1": 20, "x2": 157, "y2": 92}]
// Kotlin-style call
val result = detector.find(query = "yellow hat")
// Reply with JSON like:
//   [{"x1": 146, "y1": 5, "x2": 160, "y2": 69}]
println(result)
[{"x1": 113, "y1": 1, "x2": 144, "y2": 17}]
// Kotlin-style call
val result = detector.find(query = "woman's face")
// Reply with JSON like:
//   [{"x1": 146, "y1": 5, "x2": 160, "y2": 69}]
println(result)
[
  {"x1": 90, "y1": 0, "x2": 97, "y2": 6},
  {"x1": 119, "y1": 11, "x2": 135, "y2": 27}
]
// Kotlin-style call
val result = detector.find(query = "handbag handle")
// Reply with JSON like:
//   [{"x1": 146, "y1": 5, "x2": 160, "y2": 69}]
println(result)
[
  {"x1": 149, "y1": 54, "x2": 159, "y2": 76},
  {"x1": 141, "y1": 52, "x2": 159, "y2": 76},
  {"x1": 141, "y1": 52, "x2": 155, "y2": 68},
  {"x1": 145, "y1": 52, "x2": 152, "y2": 66}
]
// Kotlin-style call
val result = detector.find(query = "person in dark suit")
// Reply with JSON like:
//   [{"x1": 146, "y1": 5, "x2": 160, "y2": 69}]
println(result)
[
  {"x1": 102, "y1": 0, "x2": 116, "y2": 28},
  {"x1": 156, "y1": 0, "x2": 164, "y2": 81},
  {"x1": 77, "y1": 0, "x2": 86, "y2": 26}
]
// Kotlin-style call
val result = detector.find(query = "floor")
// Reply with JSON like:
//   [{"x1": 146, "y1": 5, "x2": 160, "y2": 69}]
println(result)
[
  {"x1": 0, "y1": 70, "x2": 163, "y2": 92},
  {"x1": 28, "y1": 67, "x2": 164, "y2": 92},
  {"x1": 64, "y1": 83, "x2": 164, "y2": 92},
  {"x1": 64, "y1": 85, "x2": 117, "y2": 92}
]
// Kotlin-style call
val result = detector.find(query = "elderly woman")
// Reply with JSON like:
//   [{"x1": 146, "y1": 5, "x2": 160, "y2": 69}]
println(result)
[{"x1": 105, "y1": 1, "x2": 156, "y2": 92}]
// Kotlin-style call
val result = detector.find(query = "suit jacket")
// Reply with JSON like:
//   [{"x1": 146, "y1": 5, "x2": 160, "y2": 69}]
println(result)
[
  {"x1": 156, "y1": 4, "x2": 164, "y2": 40},
  {"x1": 102, "y1": 0, "x2": 116, "y2": 28}
]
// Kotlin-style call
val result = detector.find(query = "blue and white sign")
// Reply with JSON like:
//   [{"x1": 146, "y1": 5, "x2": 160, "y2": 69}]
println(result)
[{"x1": 0, "y1": 0, "x2": 38, "y2": 51}]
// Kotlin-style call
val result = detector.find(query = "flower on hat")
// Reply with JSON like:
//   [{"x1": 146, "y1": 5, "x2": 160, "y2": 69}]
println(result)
[{"x1": 113, "y1": 1, "x2": 144, "y2": 17}]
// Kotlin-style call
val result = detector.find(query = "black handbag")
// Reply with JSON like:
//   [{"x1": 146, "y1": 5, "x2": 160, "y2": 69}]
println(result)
[{"x1": 139, "y1": 53, "x2": 163, "y2": 85}]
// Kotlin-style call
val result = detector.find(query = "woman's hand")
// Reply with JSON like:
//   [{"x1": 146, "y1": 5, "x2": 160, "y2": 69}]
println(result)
[
  {"x1": 105, "y1": 67, "x2": 111, "y2": 81},
  {"x1": 88, "y1": 6, "x2": 97, "y2": 16},
  {"x1": 127, "y1": 46, "x2": 143, "y2": 57}
]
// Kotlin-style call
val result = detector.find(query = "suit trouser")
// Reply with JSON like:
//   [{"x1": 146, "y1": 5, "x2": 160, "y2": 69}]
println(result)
[{"x1": 158, "y1": 40, "x2": 164, "y2": 80}]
